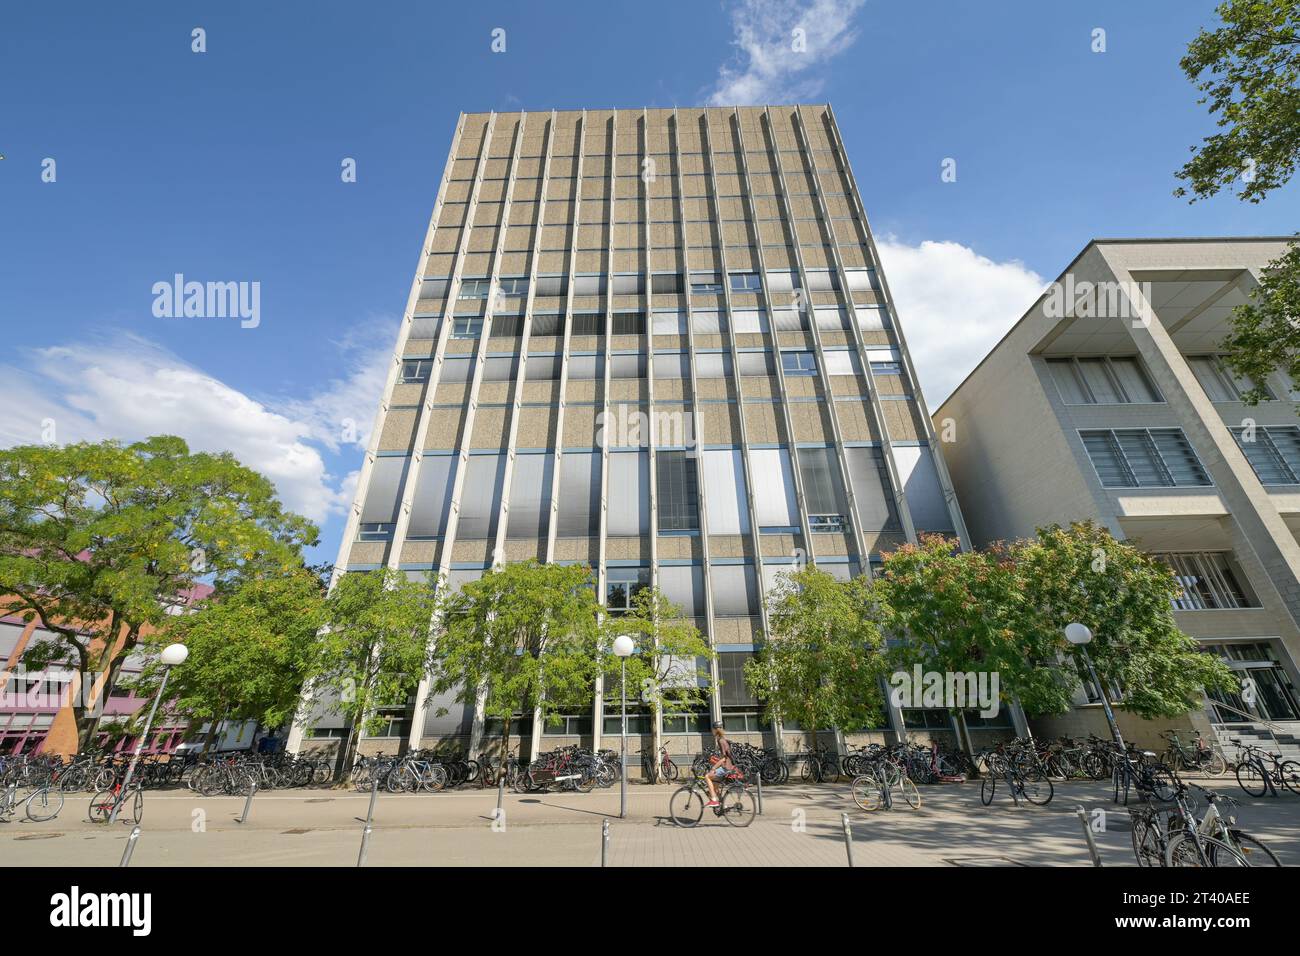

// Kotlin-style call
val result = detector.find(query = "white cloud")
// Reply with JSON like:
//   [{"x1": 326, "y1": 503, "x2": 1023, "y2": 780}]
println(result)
[
  {"x1": 875, "y1": 238, "x2": 1046, "y2": 406},
  {"x1": 707, "y1": 0, "x2": 865, "y2": 106},
  {"x1": 0, "y1": 330, "x2": 391, "y2": 524}
]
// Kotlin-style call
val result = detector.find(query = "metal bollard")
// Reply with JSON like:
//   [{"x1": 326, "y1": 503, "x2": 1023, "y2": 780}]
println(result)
[
  {"x1": 357, "y1": 776, "x2": 379, "y2": 867},
  {"x1": 754, "y1": 770, "x2": 763, "y2": 816},
  {"x1": 601, "y1": 818, "x2": 610, "y2": 868},
  {"x1": 497, "y1": 769, "x2": 506, "y2": 814},
  {"x1": 119, "y1": 826, "x2": 141, "y2": 867},
  {"x1": 1074, "y1": 805, "x2": 1103, "y2": 867},
  {"x1": 237, "y1": 781, "x2": 258, "y2": 824},
  {"x1": 840, "y1": 812, "x2": 855, "y2": 868}
]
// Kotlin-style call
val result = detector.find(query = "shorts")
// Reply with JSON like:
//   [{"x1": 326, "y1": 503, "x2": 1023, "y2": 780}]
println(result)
[{"x1": 711, "y1": 765, "x2": 729, "y2": 779}]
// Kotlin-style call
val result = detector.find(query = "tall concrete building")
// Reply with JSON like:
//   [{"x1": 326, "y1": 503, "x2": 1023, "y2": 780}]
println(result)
[
  {"x1": 937, "y1": 238, "x2": 1300, "y2": 750},
  {"x1": 288, "y1": 105, "x2": 970, "y2": 758}
]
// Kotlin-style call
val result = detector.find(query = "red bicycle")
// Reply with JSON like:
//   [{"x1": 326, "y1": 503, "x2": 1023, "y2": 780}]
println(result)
[{"x1": 640, "y1": 745, "x2": 679, "y2": 783}]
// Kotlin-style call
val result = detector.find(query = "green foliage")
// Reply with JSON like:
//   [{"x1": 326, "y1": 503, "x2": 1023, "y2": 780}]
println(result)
[
  {"x1": 599, "y1": 586, "x2": 713, "y2": 719},
  {"x1": 429, "y1": 561, "x2": 601, "y2": 754},
  {"x1": 1175, "y1": 2, "x2": 1300, "y2": 405},
  {"x1": 874, "y1": 535, "x2": 1071, "y2": 720},
  {"x1": 745, "y1": 565, "x2": 887, "y2": 743},
  {"x1": 137, "y1": 568, "x2": 328, "y2": 735},
  {"x1": 1175, "y1": 0, "x2": 1300, "y2": 203},
  {"x1": 1220, "y1": 240, "x2": 1300, "y2": 405},
  {"x1": 1010, "y1": 522, "x2": 1237, "y2": 720},
  {"x1": 0, "y1": 436, "x2": 317, "y2": 747},
  {"x1": 307, "y1": 568, "x2": 436, "y2": 768}
]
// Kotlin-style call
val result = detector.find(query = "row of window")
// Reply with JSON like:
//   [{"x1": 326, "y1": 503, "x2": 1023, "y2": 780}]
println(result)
[
  {"x1": 397, "y1": 350, "x2": 899, "y2": 384},
  {"x1": 1081, "y1": 425, "x2": 1300, "y2": 489},
  {"x1": 425, "y1": 268, "x2": 878, "y2": 301},
  {"x1": 1047, "y1": 353, "x2": 1281, "y2": 406}
]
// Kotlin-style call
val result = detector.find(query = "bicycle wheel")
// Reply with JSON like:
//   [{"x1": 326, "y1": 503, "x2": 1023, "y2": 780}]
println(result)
[
  {"x1": 669, "y1": 786, "x2": 705, "y2": 828},
  {"x1": 1131, "y1": 815, "x2": 1163, "y2": 867},
  {"x1": 896, "y1": 776, "x2": 921, "y2": 810},
  {"x1": 25, "y1": 787, "x2": 64, "y2": 822},
  {"x1": 1227, "y1": 831, "x2": 1282, "y2": 866},
  {"x1": 851, "y1": 774, "x2": 882, "y2": 811},
  {"x1": 1166, "y1": 833, "x2": 1250, "y2": 867},
  {"x1": 88, "y1": 789, "x2": 115, "y2": 824},
  {"x1": 1235, "y1": 759, "x2": 1269, "y2": 798},
  {"x1": 388, "y1": 764, "x2": 414, "y2": 793},
  {"x1": 1201, "y1": 752, "x2": 1228, "y2": 777},
  {"x1": 129, "y1": 788, "x2": 143, "y2": 825},
  {"x1": 1019, "y1": 768, "x2": 1054, "y2": 806},
  {"x1": 980, "y1": 774, "x2": 996, "y2": 806},
  {"x1": 664, "y1": 759, "x2": 679, "y2": 782},
  {"x1": 1280, "y1": 760, "x2": 1300, "y2": 795},
  {"x1": 720, "y1": 784, "x2": 756, "y2": 827}
]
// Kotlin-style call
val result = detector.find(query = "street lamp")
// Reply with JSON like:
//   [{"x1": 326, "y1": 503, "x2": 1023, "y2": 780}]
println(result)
[
  {"x1": 612, "y1": 634, "x2": 635, "y2": 820},
  {"x1": 109, "y1": 643, "x2": 189, "y2": 823},
  {"x1": 1064, "y1": 623, "x2": 1125, "y2": 749}
]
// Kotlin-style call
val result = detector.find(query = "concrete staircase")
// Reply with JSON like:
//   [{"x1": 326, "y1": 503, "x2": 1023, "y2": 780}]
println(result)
[{"x1": 1213, "y1": 723, "x2": 1300, "y2": 763}]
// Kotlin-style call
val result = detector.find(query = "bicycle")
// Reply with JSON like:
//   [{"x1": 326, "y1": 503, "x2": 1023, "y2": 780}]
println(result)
[
  {"x1": 979, "y1": 750, "x2": 1053, "y2": 806},
  {"x1": 850, "y1": 761, "x2": 920, "y2": 811},
  {"x1": 1231, "y1": 739, "x2": 1300, "y2": 798},
  {"x1": 1169, "y1": 785, "x2": 1282, "y2": 866},
  {"x1": 0, "y1": 780, "x2": 66, "y2": 823},
  {"x1": 640, "y1": 745, "x2": 678, "y2": 784},
  {"x1": 89, "y1": 778, "x2": 144, "y2": 825},
  {"x1": 668, "y1": 768, "x2": 756, "y2": 828},
  {"x1": 1159, "y1": 730, "x2": 1228, "y2": 777}
]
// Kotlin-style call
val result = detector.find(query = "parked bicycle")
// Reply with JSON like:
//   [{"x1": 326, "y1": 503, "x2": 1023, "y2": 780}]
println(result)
[
  {"x1": 0, "y1": 779, "x2": 65, "y2": 823},
  {"x1": 1231, "y1": 738, "x2": 1300, "y2": 798},
  {"x1": 1159, "y1": 730, "x2": 1228, "y2": 777}
]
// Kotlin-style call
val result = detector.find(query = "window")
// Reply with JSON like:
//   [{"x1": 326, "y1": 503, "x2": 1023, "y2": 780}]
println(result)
[
  {"x1": 610, "y1": 273, "x2": 643, "y2": 295},
  {"x1": 570, "y1": 313, "x2": 605, "y2": 336},
  {"x1": 694, "y1": 352, "x2": 733, "y2": 379},
  {"x1": 458, "y1": 278, "x2": 492, "y2": 300},
  {"x1": 711, "y1": 566, "x2": 760, "y2": 618},
  {"x1": 1231, "y1": 425, "x2": 1300, "y2": 485},
  {"x1": 490, "y1": 316, "x2": 524, "y2": 339},
  {"x1": 1047, "y1": 356, "x2": 1161, "y2": 404},
  {"x1": 457, "y1": 454, "x2": 506, "y2": 539},
  {"x1": 356, "y1": 522, "x2": 395, "y2": 542},
  {"x1": 531, "y1": 312, "x2": 564, "y2": 336},
  {"x1": 749, "y1": 448, "x2": 798, "y2": 529},
  {"x1": 782, "y1": 351, "x2": 817, "y2": 376},
  {"x1": 506, "y1": 453, "x2": 554, "y2": 539},
  {"x1": 798, "y1": 446, "x2": 847, "y2": 532},
  {"x1": 653, "y1": 310, "x2": 688, "y2": 335},
  {"x1": 732, "y1": 309, "x2": 768, "y2": 334},
  {"x1": 498, "y1": 277, "x2": 529, "y2": 298},
  {"x1": 822, "y1": 351, "x2": 862, "y2": 376},
  {"x1": 572, "y1": 273, "x2": 606, "y2": 296},
  {"x1": 844, "y1": 446, "x2": 899, "y2": 532},
  {"x1": 1155, "y1": 552, "x2": 1258, "y2": 610},
  {"x1": 870, "y1": 361, "x2": 901, "y2": 377},
  {"x1": 689, "y1": 272, "x2": 723, "y2": 294},
  {"x1": 691, "y1": 310, "x2": 727, "y2": 335},
  {"x1": 533, "y1": 275, "x2": 568, "y2": 297},
  {"x1": 702, "y1": 449, "x2": 750, "y2": 535},
  {"x1": 1188, "y1": 355, "x2": 1273, "y2": 402},
  {"x1": 612, "y1": 312, "x2": 646, "y2": 336},
  {"x1": 729, "y1": 272, "x2": 762, "y2": 293},
  {"x1": 400, "y1": 359, "x2": 432, "y2": 383},
  {"x1": 717, "y1": 651, "x2": 758, "y2": 704},
  {"x1": 609, "y1": 353, "x2": 645, "y2": 378},
  {"x1": 360, "y1": 457, "x2": 408, "y2": 528},
  {"x1": 557, "y1": 451, "x2": 601, "y2": 537},
  {"x1": 526, "y1": 353, "x2": 562, "y2": 381},
  {"x1": 451, "y1": 316, "x2": 483, "y2": 339},
  {"x1": 407, "y1": 455, "x2": 456, "y2": 539},
  {"x1": 440, "y1": 356, "x2": 473, "y2": 383},
  {"x1": 658, "y1": 564, "x2": 705, "y2": 617},
  {"x1": 606, "y1": 567, "x2": 649, "y2": 614},
  {"x1": 607, "y1": 451, "x2": 650, "y2": 535},
  {"x1": 1080, "y1": 429, "x2": 1211, "y2": 488},
  {"x1": 804, "y1": 270, "x2": 839, "y2": 292},
  {"x1": 736, "y1": 351, "x2": 775, "y2": 376},
  {"x1": 656, "y1": 451, "x2": 700, "y2": 531},
  {"x1": 651, "y1": 273, "x2": 683, "y2": 295},
  {"x1": 771, "y1": 308, "x2": 807, "y2": 332}
]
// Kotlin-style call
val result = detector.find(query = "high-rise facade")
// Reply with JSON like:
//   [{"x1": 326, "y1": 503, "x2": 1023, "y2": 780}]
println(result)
[{"x1": 288, "y1": 105, "x2": 969, "y2": 758}]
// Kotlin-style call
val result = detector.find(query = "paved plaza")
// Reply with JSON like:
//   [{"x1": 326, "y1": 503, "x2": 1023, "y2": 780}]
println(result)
[{"x1": 4, "y1": 778, "x2": 1299, "y2": 867}]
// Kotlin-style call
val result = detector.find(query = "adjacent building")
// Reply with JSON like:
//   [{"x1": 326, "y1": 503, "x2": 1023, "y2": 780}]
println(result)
[
  {"x1": 937, "y1": 238, "x2": 1300, "y2": 750},
  {"x1": 288, "y1": 105, "x2": 977, "y2": 759}
]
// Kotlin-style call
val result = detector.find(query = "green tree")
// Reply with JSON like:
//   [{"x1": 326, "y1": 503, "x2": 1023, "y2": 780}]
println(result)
[
  {"x1": 305, "y1": 568, "x2": 436, "y2": 777},
  {"x1": 744, "y1": 565, "x2": 887, "y2": 754},
  {"x1": 429, "y1": 561, "x2": 600, "y2": 773},
  {"x1": 1174, "y1": 1, "x2": 1300, "y2": 401},
  {"x1": 599, "y1": 586, "x2": 713, "y2": 770},
  {"x1": 872, "y1": 535, "x2": 1070, "y2": 752},
  {"x1": 1011, "y1": 522, "x2": 1237, "y2": 720},
  {"x1": 0, "y1": 436, "x2": 317, "y2": 750},
  {"x1": 136, "y1": 566, "x2": 328, "y2": 751}
]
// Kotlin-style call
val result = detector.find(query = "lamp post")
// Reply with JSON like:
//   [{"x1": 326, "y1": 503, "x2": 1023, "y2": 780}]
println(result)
[
  {"x1": 612, "y1": 634, "x2": 635, "y2": 820},
  {"x1": 109, "y1": 643, "x2": 189, "y2": 823},
  {"x1": 1064, "y1": 623, "x2": 1125, "y2": 749}
]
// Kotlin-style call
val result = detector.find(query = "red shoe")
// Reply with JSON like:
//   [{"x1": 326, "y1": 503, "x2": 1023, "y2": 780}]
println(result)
[{"x1": 707, "y1": 800, "x2": 719, "y2": 807}]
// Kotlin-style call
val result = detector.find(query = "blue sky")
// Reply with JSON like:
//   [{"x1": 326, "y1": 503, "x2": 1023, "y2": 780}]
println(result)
[{"x1": 1, "y1": 0, "x2": 1294, "y2": 564}]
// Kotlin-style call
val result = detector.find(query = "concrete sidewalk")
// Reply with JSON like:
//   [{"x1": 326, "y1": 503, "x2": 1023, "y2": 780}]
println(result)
[{"x1": 2, "y1": 780, "x2": 1297, "y2": 867}]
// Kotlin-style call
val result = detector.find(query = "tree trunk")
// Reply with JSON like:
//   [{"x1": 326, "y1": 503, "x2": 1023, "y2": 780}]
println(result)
[{"x1": 499, "y1": 717, "x2": 511, "y2": 786}]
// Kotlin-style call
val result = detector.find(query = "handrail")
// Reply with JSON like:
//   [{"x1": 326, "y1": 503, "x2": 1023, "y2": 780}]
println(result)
[{"x1": 1209, "y1": 699, "x2": 1286, "y2": 750}]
